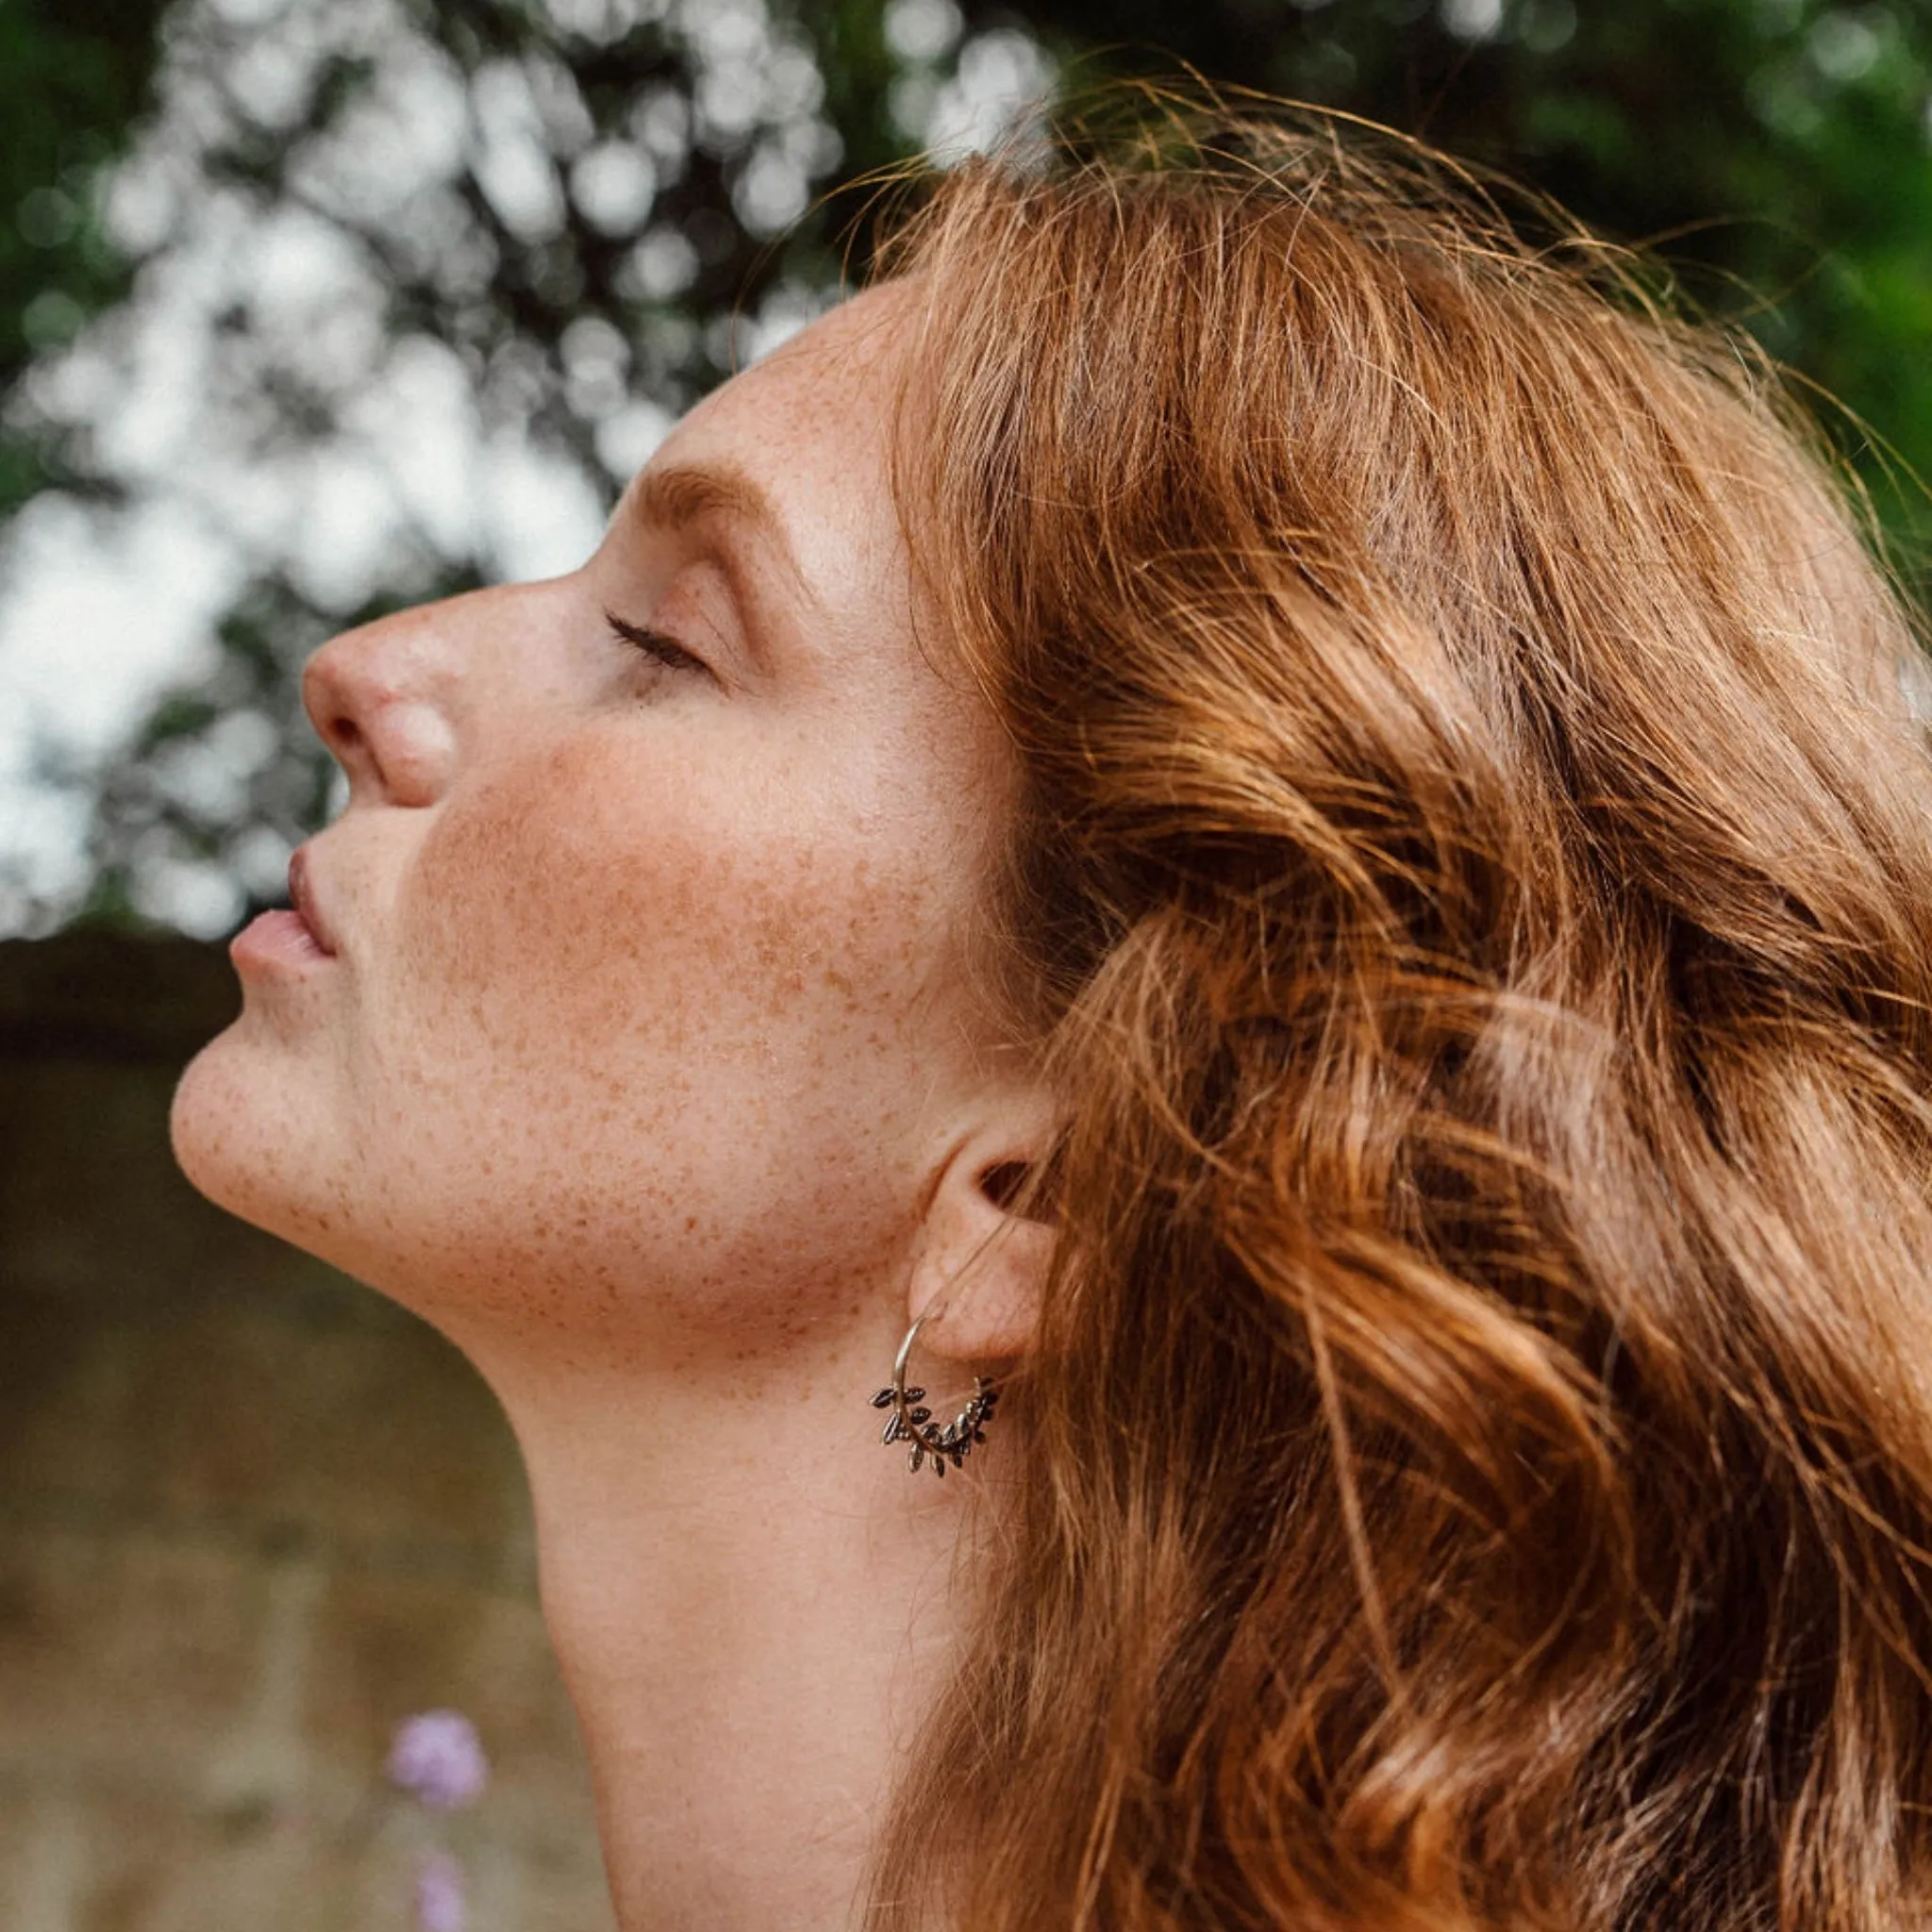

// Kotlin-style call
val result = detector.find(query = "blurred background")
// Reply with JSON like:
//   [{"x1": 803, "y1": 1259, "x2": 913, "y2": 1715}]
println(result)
[{"x1": 3, "y1": 0, "x2": 1928, "y2": 1926}]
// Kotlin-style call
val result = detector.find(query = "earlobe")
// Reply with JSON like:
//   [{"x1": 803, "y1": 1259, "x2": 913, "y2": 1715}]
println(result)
[{"x1": 908, "y1": 1132, "x2": 1059, "y2": 1364}]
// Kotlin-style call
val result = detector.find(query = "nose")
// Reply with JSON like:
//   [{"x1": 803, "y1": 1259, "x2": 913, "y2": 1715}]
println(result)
[{"x1": 302, "y1": 605, "x2": 463, "y2": 809}]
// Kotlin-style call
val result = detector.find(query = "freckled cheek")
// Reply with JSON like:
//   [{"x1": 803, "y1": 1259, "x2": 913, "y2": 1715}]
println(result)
[{"x1": 387, "y1": 737, "x2": 944, "y2": 1121}]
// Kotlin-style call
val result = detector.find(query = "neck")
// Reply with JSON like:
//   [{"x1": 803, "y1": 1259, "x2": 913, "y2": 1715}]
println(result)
[{"x1": 485, "y1": 1328, "x2": 975, "y2": 1931}]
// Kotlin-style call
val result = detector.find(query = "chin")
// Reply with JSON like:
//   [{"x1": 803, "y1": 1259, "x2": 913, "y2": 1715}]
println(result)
[
  {"x1": 171, "y1": 1024, "x2": 347, "y2": 1262},
  {"x1": 171, "y1": 1024, "x2": 492, "y2": 1331}
]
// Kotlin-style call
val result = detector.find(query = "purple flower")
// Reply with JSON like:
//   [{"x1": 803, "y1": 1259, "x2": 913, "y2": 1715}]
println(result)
[
  {"x1": 415, "y1": 1851, "x2": 467, "y2": 1932},
  {"x1": 387, "y1": 1710, "x2": 489, "y2": 1811}
]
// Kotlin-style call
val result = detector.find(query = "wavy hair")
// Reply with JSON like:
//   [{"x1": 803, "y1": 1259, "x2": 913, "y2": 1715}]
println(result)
[{"x1": 863, "y1": 96, "x2": 1932, "y2": 1931}]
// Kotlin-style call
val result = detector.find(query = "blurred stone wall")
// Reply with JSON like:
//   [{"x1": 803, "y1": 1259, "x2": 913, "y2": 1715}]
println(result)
[{"x1": 0, "y1": 933, "x2": 613, "y2": 1932}]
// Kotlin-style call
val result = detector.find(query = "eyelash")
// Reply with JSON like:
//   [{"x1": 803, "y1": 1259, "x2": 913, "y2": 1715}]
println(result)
[{"x1": 604, "y1": 608, "x2": 708, "y2": 678}]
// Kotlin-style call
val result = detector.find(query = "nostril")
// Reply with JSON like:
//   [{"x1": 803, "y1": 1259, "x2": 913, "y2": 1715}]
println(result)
[
  {"x1": 311, "y1": 692, "x2": 369, "y2": 774},
  {"x1": 302, "y1": 619, "x2": 459, "y2": 808}
]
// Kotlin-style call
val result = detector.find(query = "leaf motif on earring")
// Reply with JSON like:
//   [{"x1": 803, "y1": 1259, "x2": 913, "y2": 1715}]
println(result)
[{"x1": 871, "y1": 1324, "x2": 1001, "y2": 1481}]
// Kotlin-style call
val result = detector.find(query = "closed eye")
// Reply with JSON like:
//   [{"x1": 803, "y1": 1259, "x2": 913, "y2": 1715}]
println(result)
[{"x1": 604, "y1": 608, "x2": 709, "y2": 678}]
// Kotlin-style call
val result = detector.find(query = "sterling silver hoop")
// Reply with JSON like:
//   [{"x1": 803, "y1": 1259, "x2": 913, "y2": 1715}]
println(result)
[{"x1": 869, "y1": 1309, "x2": 999, "y2": 1477}]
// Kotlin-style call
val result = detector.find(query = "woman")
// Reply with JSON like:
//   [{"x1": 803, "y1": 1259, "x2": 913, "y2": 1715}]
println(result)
[{"x1": 173, "y1": 99, "x2": 1932, "y2": 1931}]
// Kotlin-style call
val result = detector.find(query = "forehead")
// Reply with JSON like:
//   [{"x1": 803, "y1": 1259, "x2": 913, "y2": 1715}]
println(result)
[
  {"x1": 647, "y1": 283, "x2": 917, "y2": 608},
  {"x1": 668, "y1": 285, "x2": 913, "y2": 491}
]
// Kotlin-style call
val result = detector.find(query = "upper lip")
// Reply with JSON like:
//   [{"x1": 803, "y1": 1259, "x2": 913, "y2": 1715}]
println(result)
[{"x1": 288, "y1": 846, "x2": 339, "y2": 956}]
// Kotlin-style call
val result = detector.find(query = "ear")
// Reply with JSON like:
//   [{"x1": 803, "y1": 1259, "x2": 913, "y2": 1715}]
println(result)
[{"x1": 908, "y1": 1092, "x2": 1058, "y2": 1365}]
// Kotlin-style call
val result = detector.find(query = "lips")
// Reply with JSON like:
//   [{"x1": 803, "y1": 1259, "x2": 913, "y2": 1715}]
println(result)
[{"x1": 287, "y1": 846, "x2": 339, "y2": 956}]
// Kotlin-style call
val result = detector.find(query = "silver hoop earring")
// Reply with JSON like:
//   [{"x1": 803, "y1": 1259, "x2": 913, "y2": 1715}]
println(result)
[{"x1": 869, "y1": 1309, "x2": 999, "y2": 1477}]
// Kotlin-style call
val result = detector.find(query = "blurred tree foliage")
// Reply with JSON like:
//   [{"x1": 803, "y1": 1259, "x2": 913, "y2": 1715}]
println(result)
[
  {"x1": 0, "y1": 0, "x2": 168, "y2": 513},
  {"x1": 0, "y1": 0, "x2": 1927, "y2": 933}
]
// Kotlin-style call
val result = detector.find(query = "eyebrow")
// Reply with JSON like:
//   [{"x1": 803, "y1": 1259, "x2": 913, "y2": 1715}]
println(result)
[{"x1": 626, "y1": 458, "x2": 811, "y2": 608}]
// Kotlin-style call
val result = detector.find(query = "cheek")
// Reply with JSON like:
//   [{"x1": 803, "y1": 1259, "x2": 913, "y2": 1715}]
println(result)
[
  {"x1": 417, "y1": 724, "x2": 880, "y2": 1077},
  {"x1": 355, "y1": 724, "x2": 960, "y2": 1329}
]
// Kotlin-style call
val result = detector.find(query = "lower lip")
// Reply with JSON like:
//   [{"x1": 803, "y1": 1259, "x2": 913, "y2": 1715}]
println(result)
[{"x1": 231, "y1": 908, "x2": 334, "y2": 974}]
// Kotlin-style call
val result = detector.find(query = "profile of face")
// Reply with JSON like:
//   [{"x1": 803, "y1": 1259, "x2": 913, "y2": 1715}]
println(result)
[{"x1": 172, "y1": 281, "x2": 1030, "y2": 1389}]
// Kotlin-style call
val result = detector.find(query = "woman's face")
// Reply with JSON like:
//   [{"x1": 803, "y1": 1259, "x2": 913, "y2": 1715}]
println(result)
[{"x1": 172, "y1": 282, "x2": 1015, "y2": 1374}]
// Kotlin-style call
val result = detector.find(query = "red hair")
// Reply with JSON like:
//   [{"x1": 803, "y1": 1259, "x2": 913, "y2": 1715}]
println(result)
[{"x1": 865, "y1": 96, "x2": 1932, "y2": 1930}]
